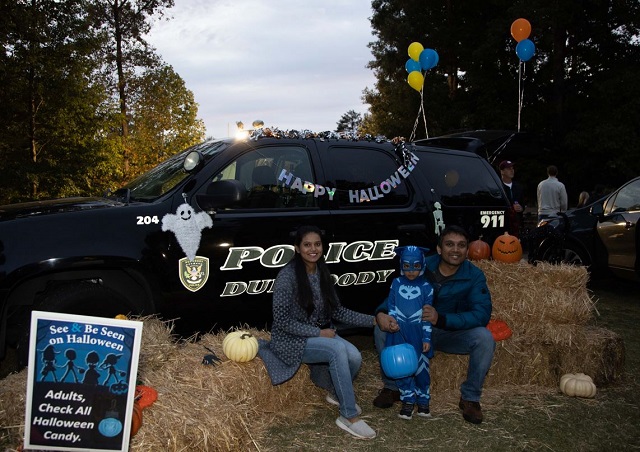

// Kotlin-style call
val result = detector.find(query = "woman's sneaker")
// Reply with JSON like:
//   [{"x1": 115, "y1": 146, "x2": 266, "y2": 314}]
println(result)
[
  {"x1": 335, "y1": 416, "x2": 376, "y2": 439},
  {"x1": 398, "y1": 402, "x2": 414, "y2": 420},
  {"x1": 417, "y1": 405, "x2": 432, "y2": 418}
]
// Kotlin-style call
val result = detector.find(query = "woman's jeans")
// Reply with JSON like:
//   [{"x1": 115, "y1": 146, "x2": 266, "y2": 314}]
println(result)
[
  {"x1": 374, "y1": 325, "x2": 495, "y2": 402},
  {"x1": 302, "y1": 335, "x2": 362, "y2": 419}
]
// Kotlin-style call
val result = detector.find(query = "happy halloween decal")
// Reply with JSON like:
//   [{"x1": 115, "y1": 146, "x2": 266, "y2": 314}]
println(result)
[{"x1": 159, "y1": 147, "x2": 439, "y2": 293}]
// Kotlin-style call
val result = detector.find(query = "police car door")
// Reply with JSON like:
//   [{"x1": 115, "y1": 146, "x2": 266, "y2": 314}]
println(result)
[
  {"x1": 191, "y1": 140, "x2": 332, "y2": 331},
  {"x1": 322, "y1": 142, "x2": 427, "y2": 316}
]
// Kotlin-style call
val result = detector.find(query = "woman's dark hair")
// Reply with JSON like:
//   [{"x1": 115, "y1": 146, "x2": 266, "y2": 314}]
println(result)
[{"x1": 292, "y1": 225, "x2": 338, "y2": 315}]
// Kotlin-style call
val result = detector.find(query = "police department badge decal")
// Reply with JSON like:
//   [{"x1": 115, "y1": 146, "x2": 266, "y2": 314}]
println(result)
[{"x1": 179, "y1": 256, "x2": 210, "y2": 292}]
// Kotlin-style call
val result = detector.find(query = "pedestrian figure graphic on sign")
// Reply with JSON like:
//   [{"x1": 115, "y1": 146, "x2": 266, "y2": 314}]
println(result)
[
  {"x1": 60, "y1": 348, "x2": 82, "y2": 383},
  {"x1": 39, "y1": 345, "x2": 60, "y2": 382},
  {"x1": 82, "y1": 350, "x2": 101, "y2": 385},
  {"x1": 100, "y1": 353, "x2": 123, "y2": 385}
]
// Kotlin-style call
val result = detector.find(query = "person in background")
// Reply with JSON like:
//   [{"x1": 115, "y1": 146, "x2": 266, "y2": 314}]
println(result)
[
  {"x1": 373, "y1": 225, "x2": 495, "y2": 425},
  {"x1": 498, "y1": 160, "x2": 525, "y2": 236},
  {"x1": 536, "y1": 165, "x2": 568, "y2": 222},
  {"x1": 383, "y1": 246, "x2": 434, "y2": 420},
  {"x1": 257, "y1": 225, "x2": 377, "y2": 439},
  {"x1": 577, "y1": 191, "x2": 590, "y2": 208}
]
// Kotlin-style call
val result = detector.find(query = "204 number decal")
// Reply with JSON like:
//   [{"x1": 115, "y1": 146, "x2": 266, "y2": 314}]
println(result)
[{"x1": 136, "y1": 216, "x2": 160, "y2": 225}]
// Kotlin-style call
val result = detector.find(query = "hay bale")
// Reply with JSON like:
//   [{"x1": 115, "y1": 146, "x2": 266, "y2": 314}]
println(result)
[
  {"x1": 0, "y1": 322, "x2": 322, "y2": 451},
  {"x1": 0, "y1": 261, "x2": 625, "y2": 450},
  {"x1": 130, "y1": 329, "x2": 321, "y2": 451},
  {"x1": 431, "y1": 326, "x2": 624, "y2": 390},
  {"x1": 428, "y1": 261, "x2": 623, "y2": 390}
]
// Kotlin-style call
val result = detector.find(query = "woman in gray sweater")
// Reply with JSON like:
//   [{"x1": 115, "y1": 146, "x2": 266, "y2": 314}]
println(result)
[{"x1": 258, "y1": 225, "x2": 376, "y2": 439}]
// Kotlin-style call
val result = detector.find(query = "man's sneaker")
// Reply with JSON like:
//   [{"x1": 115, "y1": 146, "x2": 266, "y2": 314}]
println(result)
[
  {"x1": 459, "y1": 398, "x2": 483, "y2": 424},
  {"x1": 398, "y1": 402, "x2": 414, "y2": 420},
  {"x1": 372, "y1": 388, "x2": 401, "y2": 409},
  {"x1": 416, "y1": 405, "x2": 431, "y2": 418},
  {"x1": 326, "y1": 393, "x2": 362, "y2": 416}
]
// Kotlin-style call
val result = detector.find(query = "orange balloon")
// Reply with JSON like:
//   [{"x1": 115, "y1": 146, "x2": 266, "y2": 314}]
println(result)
[{"x1": 511, "y1": 18, "x2": 531, "y2": 42}]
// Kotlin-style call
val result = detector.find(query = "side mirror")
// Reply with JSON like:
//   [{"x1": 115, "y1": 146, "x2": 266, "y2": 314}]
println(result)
[
  {"x1": 590, "y1": 202, "x2": 604, "y2": 217},
  {"x1": 196, "y1": 179, "x2": 247, "y2": 211}
]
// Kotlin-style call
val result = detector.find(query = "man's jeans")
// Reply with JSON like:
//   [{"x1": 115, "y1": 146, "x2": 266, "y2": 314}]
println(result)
[
  {"x1": 374, "y1": 325, "x2": 495, "y2": 402},
  {"x1": 302, "y1": 335, "x2": 362, "y2": 419}
]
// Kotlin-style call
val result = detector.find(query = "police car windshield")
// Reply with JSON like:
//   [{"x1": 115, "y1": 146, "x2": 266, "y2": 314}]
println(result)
[{"x1": 120, "y1": 140, "x2": 227, "y2": 201}]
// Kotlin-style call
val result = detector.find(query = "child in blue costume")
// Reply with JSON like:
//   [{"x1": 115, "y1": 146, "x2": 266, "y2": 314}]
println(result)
[{"x1": 385, "y1": 245, "x2": 434, "y2": 420}]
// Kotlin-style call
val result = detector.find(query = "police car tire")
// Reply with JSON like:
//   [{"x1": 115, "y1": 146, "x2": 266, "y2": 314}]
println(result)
[{"x1": 16, "y1": 282, "x2": 134, "y2": 367}]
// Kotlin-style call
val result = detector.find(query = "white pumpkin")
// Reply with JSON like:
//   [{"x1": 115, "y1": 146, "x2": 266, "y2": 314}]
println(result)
[
  {"x1": 559, "y1": 373, "x2": 597, "y2": 398},
  {"x1": 222, "y1": 330, "x2": 259, "y2": 362}
]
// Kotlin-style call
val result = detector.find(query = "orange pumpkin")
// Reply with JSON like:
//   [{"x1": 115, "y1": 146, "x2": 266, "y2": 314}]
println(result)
[
  {"x1": 130, "y1": 401, "x2": 143, "y2": 437},
  {"x1": 486, "y1": 319, "x2": 513, "y2": 341},
  {"x1": 491, "y1": 232, "x2": 522, "y2": 263},
  {"x1": 135, "y1": 385, "x2": 158, "y2": 409},
  {"x1": 468, "y1": 239, "x2": 491, "y2": 260}
]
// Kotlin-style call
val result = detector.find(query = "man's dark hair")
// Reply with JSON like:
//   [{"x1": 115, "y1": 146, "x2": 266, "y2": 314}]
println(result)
[
  {"x1": 438, "y1": 225, "x2": 470, "y2": 247},
  {"x1": 547, "y1": 165, "x2": 558, "y2": 176}
]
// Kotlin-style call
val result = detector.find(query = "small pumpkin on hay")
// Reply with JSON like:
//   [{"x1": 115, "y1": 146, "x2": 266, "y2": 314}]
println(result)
[
  {"x1": 491, "y1": 232, "x2": 523, "y2": 263},
  {"x1": 468, "y1": 237, "x2": 491, "y2": 261},
  {"x1": 223, "y1": 330, "x2": 259, "y2": 362},
  {"x1": 486, "y1": 319, "x2": 512, "y2": 341},
  {"x1": 560, "y1": 373, "x2": 597, "y2": 398},
  {"x1": 131, "y1": 385, "x2": 158, "y2": 437}
]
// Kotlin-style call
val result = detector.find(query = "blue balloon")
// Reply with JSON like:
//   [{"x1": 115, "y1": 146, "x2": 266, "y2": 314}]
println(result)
[
  {"x1": 516, "y1": 39, "x2": 535, "y2": 62},
  {"x1": 405, "y1": 58, "x2": 421, "y2": 73},
  {"x1": 419, "y1": 48, "x2": 438, "y2": 71}
]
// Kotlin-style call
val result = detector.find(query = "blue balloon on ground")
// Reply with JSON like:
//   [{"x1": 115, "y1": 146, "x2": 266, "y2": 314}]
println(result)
[
  {"x1": 516, "y1": 39, "x2": 535, "y2": 62},
  {"x1": 405, "y1": 58, "x2": 421, "y2": 73},
  {"x1": 419, "y1": 48, "x2": 438, "y2": 70}
]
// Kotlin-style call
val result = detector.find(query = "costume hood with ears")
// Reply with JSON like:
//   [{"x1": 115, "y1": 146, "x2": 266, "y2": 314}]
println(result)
[{"x1": 395, "y1": 245, "x2": 430, "y2": 276}]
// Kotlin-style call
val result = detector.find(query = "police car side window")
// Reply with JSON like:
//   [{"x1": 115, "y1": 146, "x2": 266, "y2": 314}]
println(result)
[
  {"x1": 211, "y1": 146, "x2": 317, "y2": 209},
  {"x1": 327, "y1": 147, "x2": 410, "y2": 207},
  {"x1": 417, "y1": 152, "x2": 505, "y2": 207}
]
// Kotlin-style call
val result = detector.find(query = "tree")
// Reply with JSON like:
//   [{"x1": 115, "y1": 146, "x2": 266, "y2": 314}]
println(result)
[
  {"x1": 127, "y1": 64, "x2": 206, "y2": 175},
  {"x1": 87, "y1": 0, "x2": 175, "y2": 181},
  {"x1": 0, "y1": 0, "x2": 205, "y2": 204},
  {"x1": 365, "y1": 0, "x2": 640, "y2": 195},
  {"x1": 0, "y1": 0, "x2": 111, "y2": 203},
  {"x1": 336, "y1": 110, "x2": 364, "y2": 133}
]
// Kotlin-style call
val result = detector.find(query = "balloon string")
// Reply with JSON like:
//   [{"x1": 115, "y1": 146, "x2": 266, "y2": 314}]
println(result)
[
  {"x1": 517, "y1": 61, "x2": 527, "y2": 132},
  {"x1": 409, "y1": 99, "x2": 422, "y2": 142},
  {"x1": 421, "y1": 87, "x2": 429, "y2": 139},
  {"x1": 410, "y1": 83, "x2": 429, "y2": 142}
]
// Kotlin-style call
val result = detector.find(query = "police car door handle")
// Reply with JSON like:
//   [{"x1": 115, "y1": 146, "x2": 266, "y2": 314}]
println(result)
[{"x1": 398, "y1": 224, "x2": 426, "y2": 232}]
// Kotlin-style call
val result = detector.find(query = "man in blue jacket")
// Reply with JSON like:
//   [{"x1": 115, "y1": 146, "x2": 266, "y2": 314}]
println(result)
[{"x1": 373, "y1": 225, "x2": 495, "y2": 424}]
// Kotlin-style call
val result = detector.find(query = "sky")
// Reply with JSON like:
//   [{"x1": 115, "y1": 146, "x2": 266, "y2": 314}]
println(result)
[{"x1": 145, "y1": 0, "x2": 378, "y2": 139}]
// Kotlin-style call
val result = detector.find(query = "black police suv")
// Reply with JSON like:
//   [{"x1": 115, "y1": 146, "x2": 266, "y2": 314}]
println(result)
[{"x1": 0, "y1": 131, "x2": 512, "y2": 361}]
